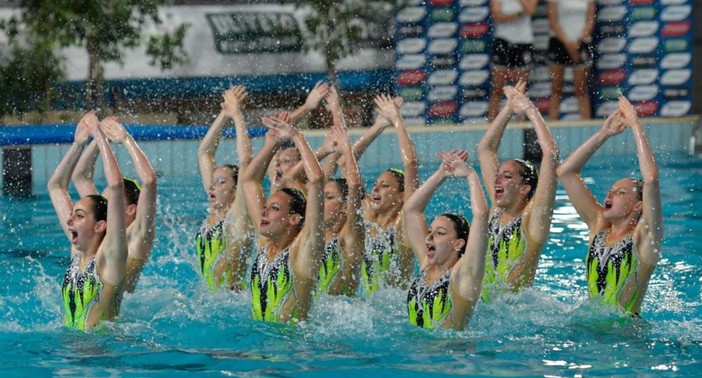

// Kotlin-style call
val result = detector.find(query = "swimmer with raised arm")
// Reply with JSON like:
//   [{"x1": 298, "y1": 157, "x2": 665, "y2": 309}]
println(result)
[
  {"x1": 317, "y1": 121, "x2": 366, "y2": 296},
  {"x1": 241, "y1": 114, "x2": 324, "y2": 323},
  {"x1": 47, "y1": 112, "x2": 127, "y2": 330},
  {"x1": 556, "y1": 96, "x2": 662, "y2": 316},
  {"x1": 403, "y1": 150, "x2": 489, "y2": 330},
  {"x1": 72, "y1": 116, "x2": 157, "y2": 294},
  {"x1": 361, "y1": 94, "x2": 419, "y2": 294},
  {"x1": 195, "y1": 86, "x2": 255, "y2": 291},
  {"x1": 268, "y1": 82, "x2": 330, "y2": 194},
  {"x1": 478, "y1": 80, "x2": 559, "y2": 300}
]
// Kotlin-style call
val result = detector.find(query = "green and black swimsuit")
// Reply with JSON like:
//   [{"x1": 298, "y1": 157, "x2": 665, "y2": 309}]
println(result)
[
  {"x1": 361, "y1": 221, "x2": 400, "y2": 295},
  {"x1": 316, "y1": 237, "x2": 342, "y2": 295},
  {"x1": 482, "y1": 212, "x2": 527, "y2": 300},
  {"x1": 586, "y1": 230, "x2": 640, "y2": 314},
  {"x1": 407, "y1": 269, "x2": 452, "y2": 329},
  {"x1": 196, "y1": 219, "x2": 229, "y2": 291},
  {"x1": 62, "y1": 254, "x2": 104, "y2": 330},
  {"x1": 250, "y1": 246, "x2": 295, "y2": 322}
]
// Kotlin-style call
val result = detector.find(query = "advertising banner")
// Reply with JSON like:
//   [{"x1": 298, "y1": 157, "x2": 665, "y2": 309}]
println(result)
[{"x1": 395, "y1": 0, "x2": 694, "y2": 124}]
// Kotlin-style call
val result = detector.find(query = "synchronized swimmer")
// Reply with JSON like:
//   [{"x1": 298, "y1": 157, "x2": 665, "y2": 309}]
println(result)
[{"x1": 48, "y1": 83, "x2": 663, "y2": 331}]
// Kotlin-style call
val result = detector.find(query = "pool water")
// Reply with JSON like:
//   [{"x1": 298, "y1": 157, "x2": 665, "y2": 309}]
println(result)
[{"x1": 1, "y1": 152, "x2": 701, "y2": 376}]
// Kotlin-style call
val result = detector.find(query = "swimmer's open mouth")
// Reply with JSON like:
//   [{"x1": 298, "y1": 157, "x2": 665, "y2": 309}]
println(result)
[
  {"x1": 495, "y1": 187, "x2": 504, "y2": 194},
  {"x1": 70, "y1": 230, "x2": 78, "y2": 244},
  {"x1": 604, "y1": 201, "x2": 612, "y2": 209}
]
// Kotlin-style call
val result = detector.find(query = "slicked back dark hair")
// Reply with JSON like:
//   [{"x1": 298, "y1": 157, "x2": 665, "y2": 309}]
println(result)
[
  {"x1": 331, "y1": 178, "x2": 349, "y2": 202},
  {"x1": 86, "y1": 194, "x2": 108, "y2": 223},
  {"x1": 440, "y1": 213, "x2": 470, "y2": 258},
  {"x1": 123, "y1": 178, "x2": 141, "y2": 205},
  {"x1": 513, "y1": 159, "x2": 538, "y2": 200},
  {"x1": 386, "y1": 168, "x2": 405, "y2": 192},
  {"x1": 280, "y1": 187, "x2": 306, "y2": 228},
  {"x1": 222, "y1": 164, "x2": 240, "y2": 186}
]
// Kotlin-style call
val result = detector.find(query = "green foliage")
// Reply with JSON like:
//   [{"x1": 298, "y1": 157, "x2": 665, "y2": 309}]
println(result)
[
  {"x1": 280, "y1": 0, "x2": 394, "y2": 74},
  {"x1": 0, "y1": 41, "x2": 64, "y2": 117},
  {"x1": 1, "y1": 0, "x2": 189, "y2": 108}
]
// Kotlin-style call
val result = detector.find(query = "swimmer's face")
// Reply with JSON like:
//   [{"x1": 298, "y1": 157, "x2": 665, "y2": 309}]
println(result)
[
  {"x1": 209, "y1": 166, "x2": 236, "y2": 209},
  {"x1": 424, "y1": 216, "x2": 464, "y2": 266},
  {"x1": 323, "y1": 181, "x2": 346, "y2": 225},
  {"x1": 603, "y1": 178, "x2": 643, "y2": 221},
  {"x1": 67, "y1": 197, "x2": 105, "y2": 250},
  {"x1": 260, "y1": 191, "x2": 301, "y2": 238},
  {"x1": 494, "y1": 161, "x2": 530, "y2": 208},
  {"x1": 271, "y1": 147, "x2": 301, "y2": 187},
  {"x1": 370, "y1": 171, "x2": 402, "y2": 213}
]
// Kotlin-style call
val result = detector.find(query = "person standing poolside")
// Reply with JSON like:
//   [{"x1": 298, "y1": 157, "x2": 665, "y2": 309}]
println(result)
[
  {"x1": 361, "y1": 94, "x2": 419, "y2": 294},
  {"x1": 241, "y1": 114, "x2": 324, "y2": 324},
  {"x1": 196, "y1": 86, "x2": 255, "y2": 292},
  {"x1": 546, "y1": 0, "x2": 595, "y2": 120},
  {"x1": 403, "y1": 150, "x2": 489, "y2": 330},
  {"x1": 72, "y1": 116, "x2": 157, "y2": 294},
  {"x1": 557, "y1": 97, "x2": 662, "y2": 316},
  {"x1": 487, "y1": 0, "x2": 538, "y2": 121},
  {"x1": 478, "y1": 81, "x2": 559, "y2": 300},
  {"x1": 48, "y1": 112, "x2": 128, "y2": 331}
]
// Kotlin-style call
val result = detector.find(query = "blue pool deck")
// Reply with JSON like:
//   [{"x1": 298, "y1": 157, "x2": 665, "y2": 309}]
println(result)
[{"x1": 1, "y1": 116, "x2": 698, "y2": 192}]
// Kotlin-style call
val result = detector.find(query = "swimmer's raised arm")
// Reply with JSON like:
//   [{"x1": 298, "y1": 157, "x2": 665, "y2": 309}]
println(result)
[
  {"x1": 48, "y1": 112, "x2": 97, "y2": 242},
  {"x1": 289, "y1": 81, "x2": 330, "y2": 124},
  {"x1": 242, "y1": 127, "x2": 282, "y2": 233},
  {"x1": 332, "y1": 123, "x2": 365, "y2": 293},
  {"x1": 220, "y1": 86, "x2": 254, "y2": 224},
  {"x1": 557, "y1": 110, "x2": 627, "y2": 229},
  {"x1": 351, "y1": 96, "x2": 403, "y2": 162},
  {"x1": 403, "y1": 152, "x2": 457, "y2": 266},
  {"x1": 198, "y1": 88, "x2": 237, "y2": 193},
  {"x1": 90, "y1": 120, "x2": 127, "y2": 286},
  {"x1": 478, "y1": 80, "x2": 527, "y2": 203},
  {"x1": 448, "y1": 154, "x2": 489, "y2": 304},
  {"x1": 510, "y1": 90, "x2": 559, "y2": 245},
  {"x1": 375, "y1": 94, "x2": 418, "y2": 201},
  {"x1": 619, "y1": 97, "x2": 662, "y2": 265},
  {"x1": 71, "y1": 140, "x2": 99, "y2": 197},
  {"x1": 222, "y1": 86, "x2": 253, "y2": 173},
  {"x1": 101, "y1": 117, "x2": 158, "y2": 261},
  {"x1": 264, "y1": 116, "x2": 325, "y2": 281}
]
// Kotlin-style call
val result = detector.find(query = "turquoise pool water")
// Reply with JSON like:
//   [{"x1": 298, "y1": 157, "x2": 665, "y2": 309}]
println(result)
[{"x1": 1, "y1": 152, "x2": 701, "y2": 376}]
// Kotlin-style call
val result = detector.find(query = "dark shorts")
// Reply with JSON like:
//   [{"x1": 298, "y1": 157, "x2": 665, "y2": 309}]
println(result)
[
  {"x1": 491, "y1": 38, "x2": 534, "y2": 69},
  {"x1": 546, "y1": 37, "x2": 594, "y2": 67}
]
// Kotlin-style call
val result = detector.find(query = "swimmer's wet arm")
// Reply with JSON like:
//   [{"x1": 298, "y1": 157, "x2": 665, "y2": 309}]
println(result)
[
  {"x1": 71, "y1": 140, "x2": 99, "y2": 197},
  {"x1": 523, "y1": 99, "x2": 559, "y2": 245},
  {"x1": 198, "y1": 110, "x2": 228, "y2": 192},
  {"x1": 557, "y1": 111, "x2": 626, "y2": 229},
  {"x1": 403, "y1": 161, "x2": 448, "y2": 266},
  {"x1": 293, "y1": 131, "x2": 325, "y2": 281},
  {"x1": 456, "y1": 166, "x2": 489, "y2": 302},
  {"x1": 289, "y1": 81, "x2": 330, "y2": 124},
  {"x1": 623, "y1": 97, "x2": 663, "y2": 262},
  {"x1": 121, "y1": 124, "x2": 158, "y2": 257},
  {"x1": 92, "y1": 121, "x2": 128, "y2": 285},
  {"x1": 376, "y1": 94, "x2": 418, "y2": 199},
  {"x1": 478, "y1": 82, "x2": 521, "y2": 202},
  {"x1": 242, "y1": 131, "x2": 281, "y2": 231},
  {"x1": 350, "y1": 96, "x2": 403, "y2": 162},
  {"x1": 48, "y1": 112, "x2": 98, "y2": 240}
]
